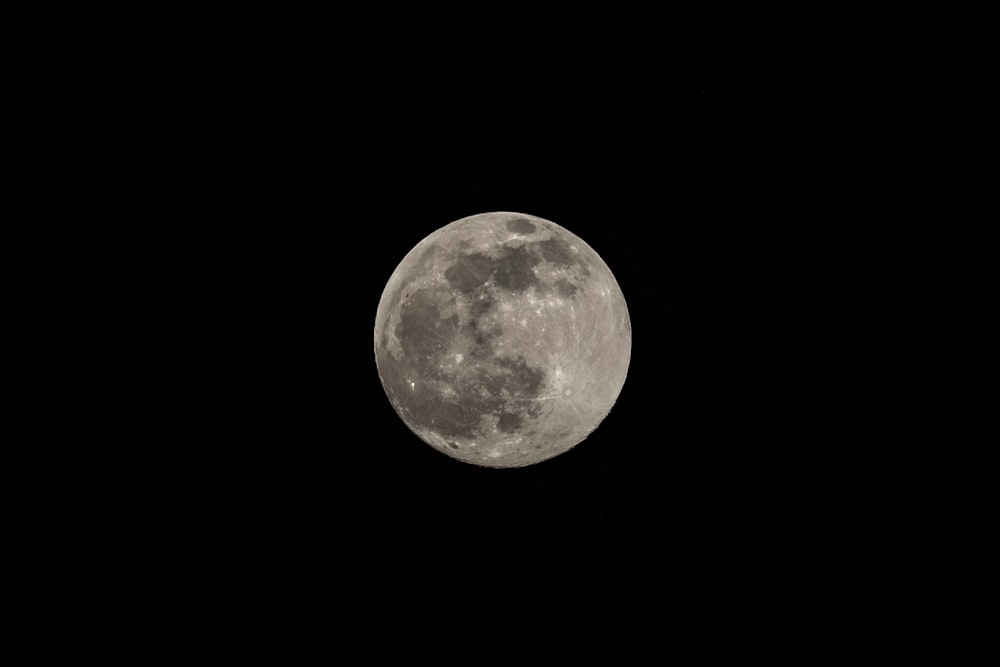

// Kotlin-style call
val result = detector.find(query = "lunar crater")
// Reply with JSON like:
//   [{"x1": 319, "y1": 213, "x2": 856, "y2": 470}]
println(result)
[{"x1": 505, "y1": 217, "x2": 537, "y2": 235}]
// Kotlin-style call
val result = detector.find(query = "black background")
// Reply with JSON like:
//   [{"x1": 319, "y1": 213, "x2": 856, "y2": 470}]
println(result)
[{"x1": 13, "y1": 8, "x2": 994, "y2": 664}]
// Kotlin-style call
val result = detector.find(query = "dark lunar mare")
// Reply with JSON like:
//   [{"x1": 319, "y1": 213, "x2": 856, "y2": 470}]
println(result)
[
  {"x1": 393, "y1": 287, "x2": 459, "y2": 374},
  {"x1": 378, "y1": 244, "x2": 444, "y2": 336},
  {"x1": 492, "y1": 245, "x2": 542, "y2": 292},
  {"x1": 505, "y1": 217, "x2": 537, "y2": 235},
  {"x1": 494, "y1": 356, "x2": 545, "y2": 397},
  {"x1": 534, "y1": 237, "x2": 577, "y2": 267},
  {"x1": 382, "y1": 278, "x2": 546, "y2": 442},
  {"x1": 444, "y1": 252, "x2": 493, "y2": 293},
  {"x1": 533, "y1": 236, "x2": 592, "y2": 286},
  {"x1": 496, "y1": 412, "x2": 524, "y2": 432},
  {"x1": 441, "y1": 232, "x2": 590, "y2": 305},
  {"x1": 553, "y1": 277, "x2": 579, "y2": 298}
]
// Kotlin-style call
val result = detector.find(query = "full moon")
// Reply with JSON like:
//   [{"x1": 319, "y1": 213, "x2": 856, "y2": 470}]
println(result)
[{"x1": 374, "y1": 212, "x2": 631, "y2": 468}]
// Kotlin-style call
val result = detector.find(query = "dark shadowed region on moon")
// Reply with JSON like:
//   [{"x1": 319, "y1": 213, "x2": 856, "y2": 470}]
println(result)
[{"x1": 374, "y1": 212, "x2": 631, "y2": 468}]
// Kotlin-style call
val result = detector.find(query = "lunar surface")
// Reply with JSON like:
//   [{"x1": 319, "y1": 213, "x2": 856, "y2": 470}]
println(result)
[{"x1": 374, "y1": 212, "x2": 631, "y2": 468}]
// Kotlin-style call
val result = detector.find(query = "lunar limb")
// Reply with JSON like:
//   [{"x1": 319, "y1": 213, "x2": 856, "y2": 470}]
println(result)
[{"x1": 374, "y1": 212, "x2": 631, "y2": 468}]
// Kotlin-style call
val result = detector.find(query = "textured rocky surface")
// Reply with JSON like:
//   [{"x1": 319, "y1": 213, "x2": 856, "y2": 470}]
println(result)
[{"x1": 374, "y1": 212, "x2": 631, "y2": 468}]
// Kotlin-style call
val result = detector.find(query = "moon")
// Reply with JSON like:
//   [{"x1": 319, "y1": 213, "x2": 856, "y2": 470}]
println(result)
[{"x1": 374, "y1": 212, "x2": 631, "y2": 468}]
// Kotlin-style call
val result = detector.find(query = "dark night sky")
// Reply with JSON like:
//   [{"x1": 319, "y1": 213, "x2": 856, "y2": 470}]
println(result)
[{"x1": 13, "y1": 8, "x2": 993, "y2": 664}]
